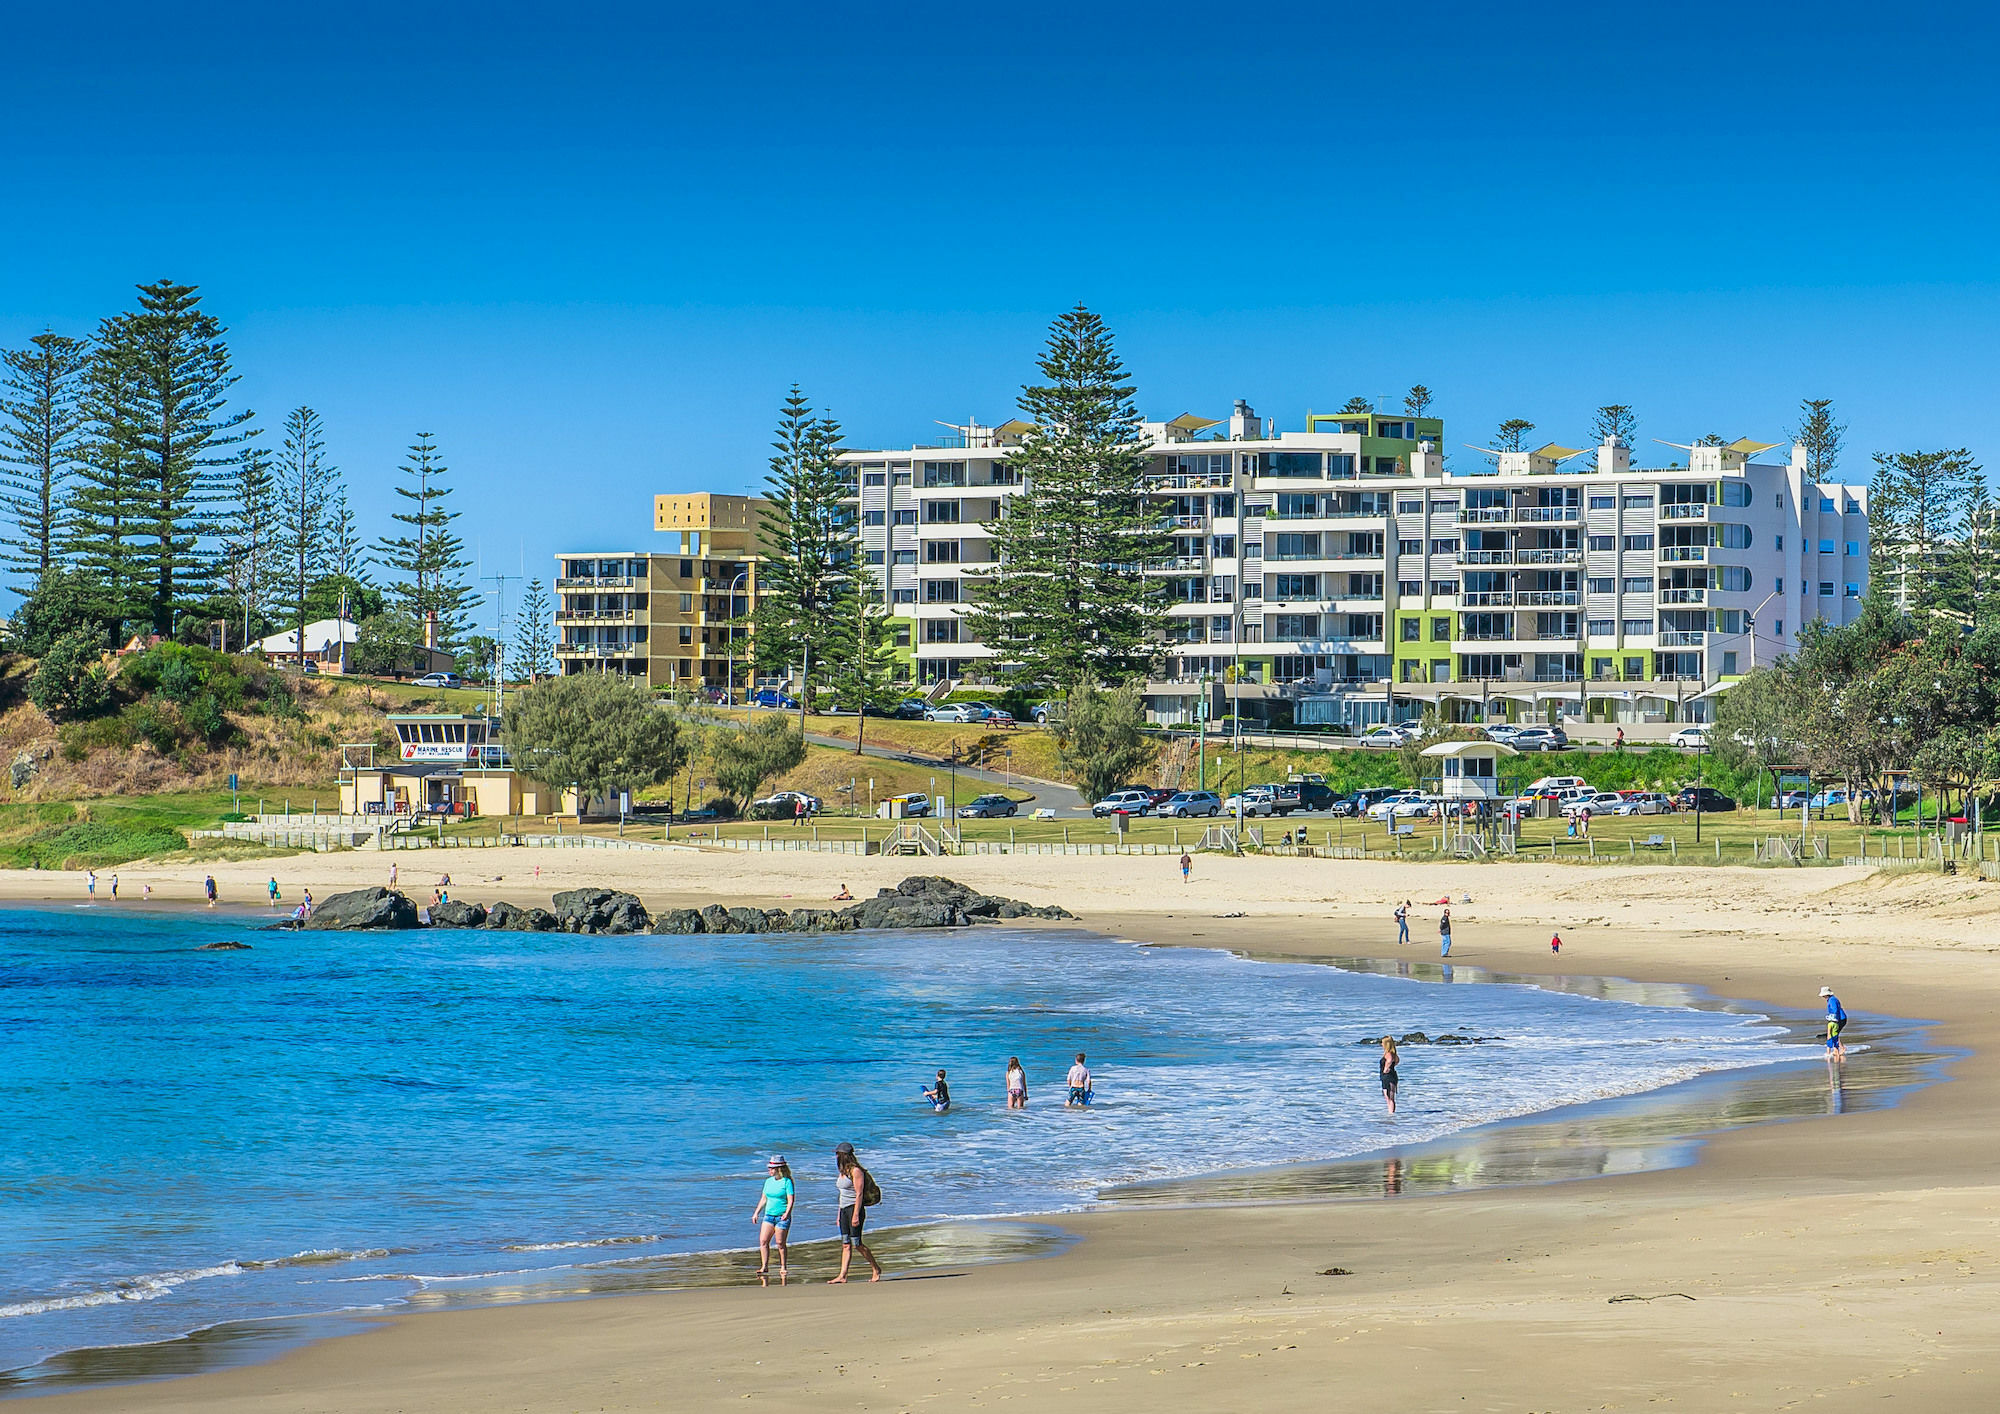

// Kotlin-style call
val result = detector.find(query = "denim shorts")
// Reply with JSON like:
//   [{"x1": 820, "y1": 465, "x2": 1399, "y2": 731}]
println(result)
[{"x1": 760, "y1": 1211, "x2": 791, "y2": 1232}]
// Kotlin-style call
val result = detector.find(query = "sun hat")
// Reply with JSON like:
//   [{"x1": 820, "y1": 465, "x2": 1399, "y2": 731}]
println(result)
[
  {"x1": 767, "y1": 1154, "x2": 785, "y2": 1167},
  {"x1": 835, "y1": 1141, "x2": 855, "y2": 1156},
  {"x1": 1819, "y1": 986, "x2": 1833, "y2": 997}
]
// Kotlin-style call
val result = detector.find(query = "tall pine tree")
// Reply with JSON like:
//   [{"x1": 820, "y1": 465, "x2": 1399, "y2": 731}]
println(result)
[
  {"x1": 66, "y1": 330, "x2": 149, "y2": 630},
  {"x1": 101, "y1": 280, "x2": 255, "y2": 634},
  {"x1": 276, "y1": 406, "x2": 332, "y2": 665},
  {"x1": 825, "y1": 585, "x2": 901, "y2": 753},
  {"x1": 222, "y1": 442, "x2": 277, "y2": 650},
  {"x1": 513, "y1": 577, "x2": 555, "y2": 683},
  {"x1": 752, "y1": 387, "x2": 853, "y2": 708},
  {"x1": 0, "y1": 332, "x2": 91, "y2": 594},
  {"x1": 374, "y1": 432, "x2": 474, "y2": 651},
  {"x1": 963, "y1": 305, "x2": 1167, "y2": 687}
]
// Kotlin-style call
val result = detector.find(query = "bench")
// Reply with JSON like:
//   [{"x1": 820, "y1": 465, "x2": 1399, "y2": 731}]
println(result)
[
  {"x1": 1393, "y1": 824, "x2": 1417, "y2": 838},
  {"x1": 1031, "y1": 808, "x2": 1057, "y2": 821},
  {"x1": 1643, "y1": 833, "x2": 1668, "y2": 849}
]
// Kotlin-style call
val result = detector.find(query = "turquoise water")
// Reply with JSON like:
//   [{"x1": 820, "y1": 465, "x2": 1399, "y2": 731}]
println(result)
[{"x1": 1, "y1": 905, "x2": 1795, "y2": 1375}]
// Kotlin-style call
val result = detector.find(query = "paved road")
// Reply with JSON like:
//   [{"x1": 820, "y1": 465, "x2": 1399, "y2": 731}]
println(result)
[{"x1": 801, "y1": 731, "x2": 1092, "y2": 815}]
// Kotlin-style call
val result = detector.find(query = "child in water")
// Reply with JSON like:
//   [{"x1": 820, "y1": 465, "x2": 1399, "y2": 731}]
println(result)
[{"x1": 923, "y1": 1069, "x2": 951, "y2": 1112}]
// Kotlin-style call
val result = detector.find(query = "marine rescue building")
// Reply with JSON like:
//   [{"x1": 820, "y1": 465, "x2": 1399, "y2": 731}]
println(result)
[{"x1": 339, "y1": 713, "x2": 552, "y2": 817}]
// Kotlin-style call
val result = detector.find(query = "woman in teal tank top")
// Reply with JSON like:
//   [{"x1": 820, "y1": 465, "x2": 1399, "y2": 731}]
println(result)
[{"x1": 750, "y1": 1155, "x2": 795, "y2": 1279}]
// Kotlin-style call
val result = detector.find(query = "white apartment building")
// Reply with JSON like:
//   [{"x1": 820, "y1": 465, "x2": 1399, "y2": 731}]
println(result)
[{"x1": 841, "y1": 404, "x2": 1869, "y2": 728}]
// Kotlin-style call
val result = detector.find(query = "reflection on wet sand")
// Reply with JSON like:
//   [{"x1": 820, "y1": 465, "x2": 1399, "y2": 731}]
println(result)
[
  {"x1": 0, "y1": 1223, "x2": 1072, "y2": 1394},
  {"x1": 1105, "y1": 1022, "x2": 1942, "y2": 1207}
]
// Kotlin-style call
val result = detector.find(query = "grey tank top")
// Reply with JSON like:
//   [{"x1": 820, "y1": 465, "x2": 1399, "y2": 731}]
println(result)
[{"x1": 837, "y1": 1168, "x2": 857, "y2": 1209}]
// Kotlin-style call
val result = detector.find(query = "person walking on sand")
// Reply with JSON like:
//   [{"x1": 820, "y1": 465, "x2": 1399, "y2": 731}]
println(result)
[
  {"x1": 1180, "y1": 851, "x2": 1192, "y2": 884},
  {"x1": 142, "y1": 882, "x2": 152, "y2": 902},
  {"x1": 1006, "y1": 1056, "x2": 1028, "y2": 1109},
  {"x1": 830, "y1": 1143, "x2": 881, "y2": 1283},
  {"x1": 388, "y1": 862, "x2": 398, "y2": 887},
  {"x1": 1066, "y1": 1053, "x2": 1092, "y2": 1108},
  {"x1": 302, "y1": 887, "x2": 313, "y2": 917},
  {"x1": 204, "y1": 875, "x2": 217, "y2": 907},
  {"x1": 268, "y1": 878, "x2": 280, "y2": 907},
  {"x1": 1821, "y1": 986, "x2": 1849, "y2": 1062},
  {"x1": 751, "y1": 1155, "x2": 795, "y2": 1279},
  {"x1": 1379, "y1": 1035, "x2": 1400, "y2": 1114},
  {"x1": 86, "y1": 870, "x2": 96, "y2": 898},
  {"x1": 1395, "y1": 900, "x2": 1410, "y2": 945},
  {"x1": 1439, "y1": 907, "x2": 1452, "y2": 958},
  {"x1": 109, "y1": 873, "x2": 118, "y2": 900}
]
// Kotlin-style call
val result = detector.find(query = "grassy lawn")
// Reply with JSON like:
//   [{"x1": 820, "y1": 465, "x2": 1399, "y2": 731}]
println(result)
[{"x1": 0, "y1": 785, "x2": 338, "y2": 869}]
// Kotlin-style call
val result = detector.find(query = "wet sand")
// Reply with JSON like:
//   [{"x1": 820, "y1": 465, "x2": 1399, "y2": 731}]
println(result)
[{"x1": 11, "y1": 852, "x2": 2000, "y2": 1410}]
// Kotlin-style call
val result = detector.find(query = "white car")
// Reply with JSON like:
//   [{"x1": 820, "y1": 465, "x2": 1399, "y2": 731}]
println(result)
[
  {"x1": 1613, "y1": 792, "x2": 1672, "y2": 815},
  {"x1": 1358, "y1": 725, "x2": 1412, "y2": 749},
  {"x1": 1563, "y1": 791, "x2": 1625, "y2": 817},
  {"x1": 1368, "y1": 793, "x2": 1437, "y2": 822},
  {"x1": 1481, "y1": 723, "x2": 1522, "y2": 741},
  {"x1": 1670, "y1": 725, "x2": 1710, "y2": 748},
  {"x1": 413, "y1": 671, "x2": 461, "y2": 689},
  {"x1": 1224, "y1": 788, "x2": 1277, "y2": 817},
  {"x1": 925, "y1": 704, "x2": 979, "y2": 723},
  {"x1": 1091, "y1": 789, "x2": 1154, "y2": 818},
  {"x1": 1526, "y1": 775, "x2": 1590, "y2": 795}
]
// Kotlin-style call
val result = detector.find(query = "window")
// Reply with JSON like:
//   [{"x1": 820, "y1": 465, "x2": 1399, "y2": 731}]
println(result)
[
  {"x1": 865, "y1": 549, "x2": 885, "y2": 565},
  {"x1": 1622, "y1": 618, "x2": 1652, "y2": 636},
  {"x1": 1397, "y1": 499, "x2": 1422, "y2": 514},
  {"x1": 1622, "y1": 577, "x2": 1650, "y2": 594},
  {"x1": 1622, "y1": 494, "x2": 1653, "y2": 509},
  {"x1": 1401, "y1": 618, "x2": 1421, "y2": 641},
  {"x1": 1273, "y1": 614, "x2": 1320, "y2": 640},
  {"x1": 1398, "y1": 538, "x2": 1422, "y2": 555},
  {"x1": 1431, "y1": 580, "x2": 1456, "y2": 596},
  {"x1": 678, "y1": 593, "x2": 693, "y2": 612},
  {"x1": 1845, "y1": 583, "x2": 1860, "y2": 598},
  {"x1": 1719, "y1": 481, "x2": 1751, "y2": 507},
  {"x1": 1262, "y1": 451, "x2": 1323, "y2": 478},
  {"x1": 1277, "y1": 492, "x2": 1321, "y2": 517},
  {"x1": 1818, "y1": 539, "x2": 1835, "y2": 554},
  {"x1": 1587, "y1": 618, "x2": 1614, "y2": 637},
  {"x1": 1820, "y1": 497, "x2": 1836, "y2": 511},
  {"x1": 1326, "y1": 454, "x2": 1355, "y2": 477},
  {"x1": 1717, "y1": 566, "x2": 1753, "y2": 592},
  {"x1": 1623, "y1": 534, "x2": 1654, "y2": 551},
  {"x1": 1722, "y1": 651, "x2": 1739, "y2": 675},
  {"x1": 1430, "y1": 498, "x2": 1458, "y2": 511},
  {"x1": 892, "y1": 508, "x2": 917, "y2": 526},
  {"x1": 1397, "y1": 579, "x2": 1422, "y2": 596},
  {"x1": 922, "y1": 618, "x2": 960, "y2": 643},
  {"x1": 1211, "y1": 534, "x2": 1236, "y2": 558},
  {"x1": 892, "y1": 550, "x2": 916, "y2": 566},
  {"x1": 863, "y1": 510, "x2": 884, "y2": 527},
  {"x1": 1375, "y1": 420, "x2": 1412, "y2": 439},
  {"x1": 863, "y1": 472, "x2": 886, "y2": 487},
  {"x1": 1587, "y1": 576, "x2": 1614, "y2": 595},
  {"x1": 1210, "y1": 494, "x2": 1236, "y2": 516},
  {"x1": 891, "y1": 622, "x2": 911, "y2": 646},
  {"x1": 1844, "y1": 541, "x2": 1858, "y2": 557},
  {"x1": 923, "y1": 541, "x2": 960, "y2": 563},
  {"x1": 1274, "y1": 573, "x2": 1319, "y2": 599},
  {"x1": 1431, "y1": 538, "x2": 1457, "y2": 555},
  {"x1": 1773, "y1": 620, "x2": 1783, "y2": 636},
  {"x1": 1431, "y1": 659, "x2": 1452, "y2": 681},
  {"x1": 893, "y1": 471, "x2": 911, "y2": 486},
  {"x1": 1431, "y1": 617, "x2": 1451, "y2": 640},
  {"x1": 1272, "y1": 532, "x2": 1321, "y2": 558},
  {"x1": 1588, "y1": 535, "x2": 1615, "y2": 552},
  {"x1": 1624, "y1": 656, "x2": 1645, "y2": 679},
  {"x1": 891, "y1": 587, "x2": 916, "y2": 604},
  {"x1": 1775, "y1": 535, "x2": 1783, "y2": 550},
  {"x1": 678, "y1": 625, "x2": 692, "y2": 645},
  {"x1": 921, "y1": 461, "x2": 966, "y2": 488},
  {"x1": 923, "y1": 501, "x2": 961, "y2": 524},
  {"x1": 922, "y1": 580, "x2": 960, "y2": 603},
  {"x1": 679, "y1": 559, "x2": 693, "y2": 578},
  {"x1": 1589, "y1": 494, "x2": 1615, "y2": 509},
  {"x1": 1819, "y1": 581, "x2": 1834, "y2": 596}
]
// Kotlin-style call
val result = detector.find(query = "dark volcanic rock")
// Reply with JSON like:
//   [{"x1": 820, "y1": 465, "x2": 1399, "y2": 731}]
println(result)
[
  {"x1": 485, "y1": 901, "x2": 559, "y2": 931},
  {"x1": 845, "y1": 896, "x2": 962, "y2": 930},
  {"x1": 552, "y1": 888, "x2": 651, "y2": 935},
  {"x1": 197, "y1": 940, "x2": 251, "y2": 951},
  {"x1": 786, "y1": 907, "x2": 856, "y2": 932},
  {"x1": 651, "y1": 908, "x2": 706, "y2": 935},
  {"x1": 875, "y1": 875, "x2": 1071, "y2": 922},
  {"x1": 699, "y1": 903, "x2": 740, "y2": 933},
  {"x1": 303, "y1": 887, "x2": 420, "y2": 931},
  {"x1": 429, "y1": 899, "x2": 488, "y2": 929},
  {"x1": 726, "y1": 906, "x2": 774, "y2": 934}
]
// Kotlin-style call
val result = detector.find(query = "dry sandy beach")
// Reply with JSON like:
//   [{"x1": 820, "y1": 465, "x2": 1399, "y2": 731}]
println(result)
[{"x1": 17, "y1": 849, "x2": 2000, "y2": 1412}]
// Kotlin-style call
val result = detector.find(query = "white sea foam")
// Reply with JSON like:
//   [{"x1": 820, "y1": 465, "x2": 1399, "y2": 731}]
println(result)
[{"x1": 0, "y1": 1264, "x2": 246, "y2": 1319}]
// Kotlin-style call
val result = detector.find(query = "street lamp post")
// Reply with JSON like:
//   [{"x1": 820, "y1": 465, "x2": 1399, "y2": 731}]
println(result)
[
  {"x1": 1694, "y1": 738, "x2": 1707, "y2": 843},
  {"x1": 723, "y1": 569, "x2": 748, "y2": 704}
]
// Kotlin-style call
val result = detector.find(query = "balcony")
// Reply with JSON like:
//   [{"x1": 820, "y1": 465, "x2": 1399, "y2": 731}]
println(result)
[
  {"x1": 1166, "y1": 514, "x2": 1209, "y2": 530},
  {"x1": 1659, "y1": 546, "x2": 1708, "y2": 562},
  {"x1": 1660, "y1": 588, "x2": 1707, "y2": 604},
  {"x1": 1145, "y1": 555, "x2": 1209, "y2": 572},
  {"x1": 555, "y1": 642, "x2": 646, "y2": 658},
  {"x1": 1460, "y1": 591, "x2": 1512, "y2": 607},
  {"x1": 1660, "y1": 503, "x2": 1710, "y2": 519},
  {"x1": 1516, "y1": 506, "x2": 1580, "y2": 522},
  {"x1": 556, "y1": 575, "x2": 636, "y2": 590},
  {"x1": 556, "y1": 608, "x2": 638, "y2": 623},
  {"x1": 1147, "y1": 471, "x2": 1232, "y2": 490},
  {"x1": 1517, "y1": 590, "x2": 1580, "y2": 607},
  {"x1": 1658, "y1": 631, "x2": 1706, "y2": 646},
  {"x1": 1326, "y1": 591, "x2": 1386, "y2": 602},
  {"x1": 1516, "y1": 548, "x2": 1582, "y2": 565},
  {"x1": 1461, "y1": 549, "x2": 1513, "y2": 565},
  {"x1": 1458, "y1": 508, "x2": 1511, "y2": 524}
]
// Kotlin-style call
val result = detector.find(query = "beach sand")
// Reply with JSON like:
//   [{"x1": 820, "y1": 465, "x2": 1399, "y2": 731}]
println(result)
[{"x1": 16, "y1": 849, "x2": 2000, "y2": 1411}]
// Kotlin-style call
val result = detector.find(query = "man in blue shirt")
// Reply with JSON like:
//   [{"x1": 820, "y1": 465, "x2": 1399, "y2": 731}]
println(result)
[{"x1": 1820, "y1": 986, "x2": 1848, "y2": 1062}]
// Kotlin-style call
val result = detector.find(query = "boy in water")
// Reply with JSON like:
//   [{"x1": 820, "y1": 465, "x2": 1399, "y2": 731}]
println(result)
[
  {"x1": 1066, "y1": 1053, "x2": 1092, "y2": 1107},
  {"x1": 924, "y1": 1069, "x2": 951, "y2": 1112},
  {"x1": 1821, "y1": 986, "x2": 1848, "y2": 1061}
]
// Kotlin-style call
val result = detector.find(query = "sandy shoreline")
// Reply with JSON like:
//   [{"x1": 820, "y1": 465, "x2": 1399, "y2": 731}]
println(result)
[{"x1": 13, "y1": 850, "x2": 2000, "y2": 1410}]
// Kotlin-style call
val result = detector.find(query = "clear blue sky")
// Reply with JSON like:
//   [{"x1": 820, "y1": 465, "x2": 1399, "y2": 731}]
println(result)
[{"x1": 4, "y1": 1, "x2": 1995, "y2": 622}]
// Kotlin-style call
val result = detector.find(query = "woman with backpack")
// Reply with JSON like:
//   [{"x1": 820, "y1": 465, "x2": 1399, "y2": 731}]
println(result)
[{"x1": 831, "y1": 1142, "x2": 882, "y2": 1283}]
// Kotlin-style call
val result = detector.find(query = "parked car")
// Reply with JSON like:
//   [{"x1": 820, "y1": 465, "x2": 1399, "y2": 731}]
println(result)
[
  {"x1": 413, "y1": 671, "x2": 461, "y2": 689},
  {"x1": 1375, "y1": 794, "x2": 1442, "y2": 821},
  {"x1": 983, "y1": 708, "x2": 1017, "y2": 727},
  {"x1": 1809, "y1": 787, "x2": 1849, "y2": 811},
  {"x1": 750, "y1": 791, "x2": 822, "y2": 820},
  {"x1": 1613, "y1": 792, "x2": 1673, "y2": 815},
  {"x1": 925, "y1": 703, "x2": 979, "y2": 723},
  {"x1": 1267, "y1": 783, "x2": 1303, "y2": 815},
  {"x1": 1358, "y1": 725, "x2": 1413, "y2": 749},
  {"x1": 1677, "y1": 786, "x2": 1737, "y2": 812},
  {"x1": 881, "y1": 791, "x2": 932, "y2": 817},
  {"x1": 1291, "y1": 779, "x2": 1341, "y2": 812},
  {"x1": 958, "y1": 793, "x2": 1020, "y2": 819},
  {"x1": 1510, "y1": 725, "x2": 1569, "y2": 752},
  {"x1": 1333, "y1": 785, "x2": 1402, "y2": 817},
  {"x1": 1031, "y1": 700, "x2": 1059, "y2": 724},
  {"x1": 1091, "y1": 789, "x2": 1155, "y2": 818},
  {"x1": 1143, "y1": 787, "x2": 1178, "y2": 809},
  {"x1": 1523, "y1": 775, "x2": 1589, "y2": 796},
  {"x1": 894, "y1": 698, "x2": 931, "y2": 719},
  {"x1": 1158, "y1": 790, "x2": 1223, "y2": 818},
  {"x1": 750, "y1": 688, "x2": 798, "y2": 709},
  {"x1": 1481, "y1": 722, "x2": 1522, "y2": 741},
  {"x1": 1224, "y1": 787, "x2": 1278, "y2": 817},
  {"x1": 1563, "y1": 791, "x2": 1626, "y2": 818},
  {"x1": 1775, "y1": 789, "x2": 1811, "y2": 809},
  {"x1": 1670, "y1": 725, "x2": 1711, "y2": 749}
]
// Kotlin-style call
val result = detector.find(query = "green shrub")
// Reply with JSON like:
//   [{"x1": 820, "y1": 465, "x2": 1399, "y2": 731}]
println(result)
[
  {"x1": 129, "y1": 701, "x2": 184, "y2": 755},
  {"x1": 9, "y1": 821, "x2": 189, "y2": 870},
  {"x1": 30, "y1": 630, "x2": 112, "y2": 722}
]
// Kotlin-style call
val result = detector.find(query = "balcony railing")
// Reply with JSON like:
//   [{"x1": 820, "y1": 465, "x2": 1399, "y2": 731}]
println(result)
[
  {"x1": 1660, "y1": 588, "x2": 1707, "y2": 604},
  {"x1": 1660, "y1": 503, "x2": 1710, "y2": 519},
  {"x1": 1461, "y1": 550, "x2": 1513, "y2": 565},
  {"x1": 555, "y1": 609, "x2": 638, "y2": 622},
  {"x1": 1326, "y1": 591, "x2": 1386, "y2": 602},
  {"x1": 1517, "y1": 507, "x2": 1580, "y2": 522},
  {"x1": 1146, "y1": 471, "x2": 1232, "y2": 490},
  {"x1": 1460, "y1": 591, "x2": 1512, "y2": 607},
  {"x1": 1166, "y1": 514, "x2": 1208, "y2": 530},
  {"x1": 1659, "y1": 546, "x2": 1708, "y2": 562},
  {"x1": 1458, "y1": 508, "x2": 1511, "y2": 524},
  {"x1": 555, "y1": 642, "x2": 646, "y2": 657},
  {"x1": 1658, "y1": 631, "x2": 1706, "y2": 646},
  {"x1": 1517, "y1": 548, "x2": 1582, "y2": 564},
  {"x1": 1517, "y1": 590, "x2": 1580, "y2": 607},
  {"x1": 556, "y1": 575, "x2": 636, "y2": 590}
]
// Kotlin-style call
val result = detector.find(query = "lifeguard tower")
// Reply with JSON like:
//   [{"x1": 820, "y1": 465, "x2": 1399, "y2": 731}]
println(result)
[{"x1": 1421, "y1": 740, "x2": 1522, "y2": 854}]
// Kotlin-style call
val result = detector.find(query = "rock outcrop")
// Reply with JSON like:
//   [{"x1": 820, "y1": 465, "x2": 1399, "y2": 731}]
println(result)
[
  {"x1": 643, "y1": 877, "x2": 1069, "y2": 934},
  {"x1": 551, "y1": 889, "x2": 651, "y2": 935},
  {"x1": 302, "y1": 887, "x2": 422, "y2": 930},
  {"x1": 429, "y1": 899, "x2": 488, "y2": 929},
  {"x1": 485, "y1": 901, "x2": 560, "y2": 931},
  {"x1": 196, "y1": 940, "x2": 251, "y2": 951}
]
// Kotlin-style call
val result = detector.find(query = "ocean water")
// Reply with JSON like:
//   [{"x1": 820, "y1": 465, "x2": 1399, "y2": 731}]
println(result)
[{"x1": 1, "y1": 905, "x2": 1797, "y2": 1376}]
